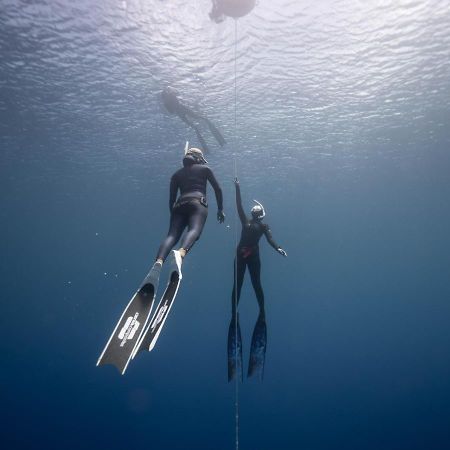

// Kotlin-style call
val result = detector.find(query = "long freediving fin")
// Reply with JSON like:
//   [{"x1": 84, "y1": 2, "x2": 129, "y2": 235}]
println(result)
[
  {"x1": 227, "y1": 314, "x2": 243, "y2": 382},
  {"x1": 96, "y1": 263, "x2": 161, "y2": 375},
  {"x1": 247, "y1": 314, "x2": 267, "y2": 380},
  {"x1": 132, "y1": 250, "x2": 183, "y2": 357}
]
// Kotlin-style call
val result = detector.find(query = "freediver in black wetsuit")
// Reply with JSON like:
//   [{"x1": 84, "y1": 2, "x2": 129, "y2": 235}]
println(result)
[
  {"x1": 154, "y1": 145, "x2": 225, "y2": 268},
  {"x1": 161, "y1": 87, "x2": 226, "y2": 153},
  {"x1": 228, "y1": 177, "x2": 287, "y2": 381}
]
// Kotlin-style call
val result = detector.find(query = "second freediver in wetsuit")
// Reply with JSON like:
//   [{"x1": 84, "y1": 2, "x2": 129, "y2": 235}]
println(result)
[
  {"x1": 228, "y1": 178, "x2": 287, "y2": 381},
  {"x1": 161, "y1": 87, "x2": 226, "y2": 153},
  {"x1": 154, "y1": 145, "x2": 225, "y2": 269}
]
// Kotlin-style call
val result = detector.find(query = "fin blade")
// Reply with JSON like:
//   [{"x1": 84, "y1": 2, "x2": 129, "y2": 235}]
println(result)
[
  {"x1": 97, "y1": 264, "x2": 161, "y2": 374},
  {"x1": 227, "y1": 315, "x2": 243, "y2": 382},
  {"x1": 132, "y1": 251, "x2": 183, "y2": 357},
  {"x1": 247, "y1": 315, "x2": 267, "y2": 380}
]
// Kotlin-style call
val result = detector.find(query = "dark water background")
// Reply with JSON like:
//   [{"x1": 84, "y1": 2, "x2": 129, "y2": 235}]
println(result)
[{"x1": 2, "y1": 1, "x2": 450, "y2": 449}]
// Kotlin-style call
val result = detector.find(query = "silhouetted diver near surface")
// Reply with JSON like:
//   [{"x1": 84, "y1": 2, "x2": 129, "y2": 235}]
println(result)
[
  {"x1": 161, "y1": 87, "x2": 226, "y2": 152},
  {"x1": 228, "y1": 177, "x2": 287, "y2": 381}
]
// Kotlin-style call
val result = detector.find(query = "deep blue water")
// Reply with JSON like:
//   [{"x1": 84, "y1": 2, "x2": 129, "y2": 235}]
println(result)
[{"x1": 2, "y1": 1, "x2": 450, "y2": 449}]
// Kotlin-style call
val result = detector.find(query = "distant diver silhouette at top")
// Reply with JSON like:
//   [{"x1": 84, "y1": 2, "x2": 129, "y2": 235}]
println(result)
[
  {"x1": 209, "y1": 0, "x2": 256, "y2": 23},
  {"x1": 228, "y1": 177, "x2": 287, "y2": 381},
  {"x1": 161, "y1": 87, "x2": 226, "y2": 153}
]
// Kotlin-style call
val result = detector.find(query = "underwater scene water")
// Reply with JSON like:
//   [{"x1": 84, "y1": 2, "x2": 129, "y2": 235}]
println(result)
[{"x1": 2, "y1": 0, "x2": 450, "y2": 449}]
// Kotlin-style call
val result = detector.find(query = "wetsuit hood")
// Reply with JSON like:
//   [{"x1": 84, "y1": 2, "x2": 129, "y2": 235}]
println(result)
[
  {"x1": 183, "y1": 146, "x2": 208, "y2": 165},
  {"x1": 183, "y1": 155, "x2": 196, "y2": 167}
]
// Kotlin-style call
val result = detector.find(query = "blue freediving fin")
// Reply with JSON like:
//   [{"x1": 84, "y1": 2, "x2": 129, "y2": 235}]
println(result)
[
  {"x1": 227, "y1": 314, "x2": 243, "y2": 382},
  {"x1": 247, "y1": 314, "x2": 267, "y2": 380}
]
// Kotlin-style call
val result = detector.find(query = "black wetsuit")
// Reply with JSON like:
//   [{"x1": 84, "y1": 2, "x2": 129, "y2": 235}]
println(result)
[
  {"x1": 156, "y1": 158, "x2": 223, "y2": 261},
  {"x1": 231, "y1": 183, "x2": 280, "y2": 316},
  {"x1": 161, "y1": 87, "x2": 226, "y2": 152}
]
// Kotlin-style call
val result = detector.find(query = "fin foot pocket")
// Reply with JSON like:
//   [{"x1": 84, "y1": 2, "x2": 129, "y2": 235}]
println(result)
[{"x1": 138, "y1": 283, "x2": 154, "y2": 297}]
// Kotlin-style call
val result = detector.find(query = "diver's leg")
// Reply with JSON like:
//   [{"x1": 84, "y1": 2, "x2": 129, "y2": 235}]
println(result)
[
  {"x1": 206, "y1": 119, "x2": 226, "y2": 147},
  {"x1": 179, "y1": 112, "x2": 197, "y2": 132},
  {"x1": 193, "y1": 125, "x2": 210, "y2": 153},
  {"x1": 181, "y1": 114, "x2": 210, "y2": 153},
  {"x1": 178, "y1": 202, "x2": 208, "y2": 257},
  {"x1": 248, "y1": 253, "x2": 265, "y2": 317},
  {"x1": 183, "y1": 107, "x2": 204, "y2": 121},
  {"x1": 197, "y1": 113, "x2": 225, "y2": 147},
  {"x1": 155, "y1": 209, "x2": 186, "y2": 262},
  {"x1": 247, "y1": 253, "x2": 267, "y2": 379},
  {"x1": 186, "y1": 109, "x2": 226, "y2": 147}
]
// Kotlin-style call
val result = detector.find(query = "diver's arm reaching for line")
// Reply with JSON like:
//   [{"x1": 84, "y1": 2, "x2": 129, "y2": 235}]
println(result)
[
  {"x1": 234, "y1": 178, "x2": 247, "y2": 225},
  {"x1": 263, "y1": 226, "x2": 287, "y2": 256},
  {"x1": 206, "y1": 167, "x2": 225, "y2": 223}
]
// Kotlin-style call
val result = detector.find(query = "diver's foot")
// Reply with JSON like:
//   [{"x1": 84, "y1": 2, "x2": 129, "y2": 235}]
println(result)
[
  {"x1": 178, "y1": 248, "x2": 187, "y2": 259},
  {"x1": 148, "y1": 259, "x2": 163, "y2": 288}
]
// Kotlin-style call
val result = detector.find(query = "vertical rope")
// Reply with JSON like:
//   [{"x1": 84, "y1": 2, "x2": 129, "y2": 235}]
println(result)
[{"x1": 233, "y1": 18, "x2": 239, "y2": 450}]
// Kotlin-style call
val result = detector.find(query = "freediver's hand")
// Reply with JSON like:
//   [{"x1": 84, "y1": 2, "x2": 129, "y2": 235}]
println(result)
[
  {"x1": 277, "y1": 248, "x2": 287, "y2": 257},
  {"x1": 217, "y1": 210, "x2": 225, "y2": 223}
]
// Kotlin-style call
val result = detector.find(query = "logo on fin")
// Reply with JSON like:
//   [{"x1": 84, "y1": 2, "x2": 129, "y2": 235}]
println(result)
[{"x1": 118, "y1": 313, "x2": 140, "y2": 346}]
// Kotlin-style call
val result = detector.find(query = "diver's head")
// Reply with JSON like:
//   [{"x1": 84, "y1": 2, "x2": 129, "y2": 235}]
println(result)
[
  {"x1": 183, "y1": 146, "x2": 208, "y2": 166},
  {"x1": 163, "y1": 86, "x2": 178, "y2": 97},
  {"x1": 251, "y1": 200, "x2": 265, "y2": 220}
]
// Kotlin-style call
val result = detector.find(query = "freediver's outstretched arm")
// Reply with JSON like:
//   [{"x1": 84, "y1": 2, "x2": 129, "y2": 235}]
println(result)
[
  {"x1": 207, "y1": 167, "x2": 225, "y2": 223},
  {"x1": 234, "y1": 178, "x2": 247, "y2": 225},
  {"x1": 263, "y1": 226, "x2": 287, "y2": 256}
]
